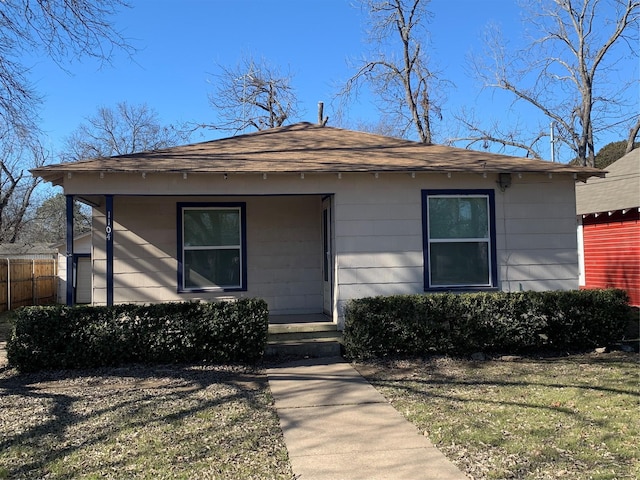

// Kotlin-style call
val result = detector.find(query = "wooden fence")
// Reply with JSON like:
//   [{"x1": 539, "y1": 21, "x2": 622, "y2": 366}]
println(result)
[{"x1": 0, "y1": 259, "x2": 58, "y2": 312}]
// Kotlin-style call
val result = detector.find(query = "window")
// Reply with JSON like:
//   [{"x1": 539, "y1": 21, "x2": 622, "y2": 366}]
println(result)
[
  {"x1": 177, "y1": 203, "x2": 247, "y2": 292},
  {"x1": 422, "y1": 190, "x2": 497, "y2": 290}
]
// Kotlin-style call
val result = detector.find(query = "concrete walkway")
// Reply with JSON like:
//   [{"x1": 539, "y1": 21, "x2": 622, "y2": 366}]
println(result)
[{"x1": 266, "y1": 356, "x2": 468, "y2": 480}]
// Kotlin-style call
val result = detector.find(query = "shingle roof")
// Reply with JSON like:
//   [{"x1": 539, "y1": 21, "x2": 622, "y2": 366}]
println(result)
[
  {"x1": 575, "y1": 148, "x2": 640, "y2": 215},
  {"x1": 32, "y1": 122, "x2": 604, "y2": 184}
]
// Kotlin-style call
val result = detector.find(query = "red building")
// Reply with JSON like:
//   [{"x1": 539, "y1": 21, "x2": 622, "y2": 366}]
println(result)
[{"x1": 576, "y1": 150, "x2": 640, "y2": 307}]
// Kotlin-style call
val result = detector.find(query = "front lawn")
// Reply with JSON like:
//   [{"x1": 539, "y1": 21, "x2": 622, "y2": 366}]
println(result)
[
  {"x1": 2, "y1": 324, "x2": 637, "y2": 480},
  {"x1": 355, "y1": 352, "x2": 639, "y2": 480},
  {"x1": 0, "y1": 364, "x2": 293, "y2": 479}
]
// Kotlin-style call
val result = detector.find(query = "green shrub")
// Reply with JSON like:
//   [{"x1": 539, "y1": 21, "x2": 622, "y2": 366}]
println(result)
[
  {"x1": 6, "y1": 299, "x2": 269, "y2": 372},
  {"x1": 537, "y1": 289, "x2": 630, "y2": 350},
  {"x1": 343, "y1": 289, "x2": 630, "y2": 360}
]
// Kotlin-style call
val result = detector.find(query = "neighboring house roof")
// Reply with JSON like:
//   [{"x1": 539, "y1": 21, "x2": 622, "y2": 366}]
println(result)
[
  {"x1": 575, "y1": 149, "x2": 640, "y2": 215},
  {"x1": 32, "y1": 122, "x2": 604, "y2": 185},
  {"x1": 0, "y1": 243, "x2": 58, "y2": 257},
  {"x1": 54, "y1": 232, "x2": 92, "y2": 249}
]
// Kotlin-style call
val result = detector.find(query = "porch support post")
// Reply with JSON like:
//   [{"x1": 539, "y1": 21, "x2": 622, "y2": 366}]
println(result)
[
  {"x1": 65, "y1": 195, "x2": 74, "y2": 306},
  {"x1": 105, "y1": 195, "x2": 114, "y2": 306}
]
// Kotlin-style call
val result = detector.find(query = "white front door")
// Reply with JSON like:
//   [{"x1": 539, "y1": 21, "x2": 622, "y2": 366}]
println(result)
[{"x1": 322, "y1": 196, "x2": 333, "y2": 316}]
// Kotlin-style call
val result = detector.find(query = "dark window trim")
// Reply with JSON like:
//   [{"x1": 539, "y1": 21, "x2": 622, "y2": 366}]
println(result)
[
  {"x1": 421, "y1": 189, "x2": 498, "y2": 292},
  {"x1": 176, "y1": 202, "x2": 247, "y2": 293}
]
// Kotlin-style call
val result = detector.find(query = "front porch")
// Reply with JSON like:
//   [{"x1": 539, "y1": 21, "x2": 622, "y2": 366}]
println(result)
[{"x1": 64, "y1": 194, "x2": 336, "y2": 320}]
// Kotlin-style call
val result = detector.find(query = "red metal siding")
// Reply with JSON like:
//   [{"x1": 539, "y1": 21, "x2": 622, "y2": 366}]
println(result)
[{"x1": 582, "y1": 218, "x2": 640, "y2": 307}]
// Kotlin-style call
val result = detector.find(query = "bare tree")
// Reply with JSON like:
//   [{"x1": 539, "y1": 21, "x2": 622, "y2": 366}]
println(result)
[
  {"x1": 20, "y1": 192, "x2": 91, "y2": 244},
  {"x1": 339, "y1": 0, "x2": 446, "y2": 143},
  {"x1": 626, "y1": 117, "x2": 640, "y2": 154},
  {"x1": 199, "y1": 56, "x2": 301, "y2": 134},
  {"x1": 0, "y1": 132, "x2": 47, "y2": 242},
  {"x1": 0, "y1": 0, "x2": 133, "y2": 137},
  {"x1": 60, "y1": 102, "x2": 191, "y2": 161},
  {"x1": 452, "y1": 107, "x2": 547, "y2": 159},
  {"x1": 456, "y1": 0, "x2": 639, "y2": 166},
  {"x1": 0, "y1": 1, "x2": 134, "y2": 244}
]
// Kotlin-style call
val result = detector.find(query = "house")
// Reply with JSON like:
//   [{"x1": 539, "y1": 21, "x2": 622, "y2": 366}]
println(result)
[
  {"x1": 56, "y1": 233, "x2": 92, "y2": 304},
  {"x1": 31, "y1": 122, "x2": 603, "y2": 328},
  {"x1": 576, "y1": 149, "x2": 639, "y2": 307}
]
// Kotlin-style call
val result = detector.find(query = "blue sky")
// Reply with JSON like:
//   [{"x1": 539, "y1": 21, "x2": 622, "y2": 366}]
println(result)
[{"x1": 28, "y1": 0, "x2": 636, "y2": 164}]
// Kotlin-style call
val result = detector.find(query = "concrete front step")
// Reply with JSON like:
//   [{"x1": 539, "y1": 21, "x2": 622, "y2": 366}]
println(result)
[
  {"x1": 266, "y1": 322, "x2": 342, "y2": 358},
  {"x1": 268, "y1": 322, "x2": 337, "y2": 334},
  {"x1": 265, "y1": 338, "x2": 343, "y2": 358},
  {"x1": 268, "y1": 330, "x2": 342, "y2": 342}
]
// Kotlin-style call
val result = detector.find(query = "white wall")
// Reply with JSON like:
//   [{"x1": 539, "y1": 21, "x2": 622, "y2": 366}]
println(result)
[{"x1": 496, "y1": 176, "x2": 579, "y2": 292}]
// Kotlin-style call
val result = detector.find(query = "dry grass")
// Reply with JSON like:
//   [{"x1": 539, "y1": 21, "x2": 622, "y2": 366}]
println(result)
[
  {"x1": 355, "y1": 352, "x2": 639, "y2": 480},
  {"x1": 0, "y1": 361, "x2": 294, "y2": 479}
]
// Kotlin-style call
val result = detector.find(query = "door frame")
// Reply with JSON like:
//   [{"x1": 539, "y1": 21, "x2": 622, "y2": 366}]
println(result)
[{"x1": 322, "y1": 195, "x2": 333, "y2": 317}]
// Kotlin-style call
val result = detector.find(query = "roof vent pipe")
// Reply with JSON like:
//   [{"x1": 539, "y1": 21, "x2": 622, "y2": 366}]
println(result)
[{"x1": 318, "y1": 102, "x2": 328, "y2": 127}]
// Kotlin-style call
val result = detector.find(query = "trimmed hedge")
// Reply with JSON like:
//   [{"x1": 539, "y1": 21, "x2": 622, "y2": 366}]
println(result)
[
  {"x1": 343, "y1": 289, "x2": 631, "y2": 360},
  {"x1": 7, "y1": 298, "x2": 269, "y2": 372}
]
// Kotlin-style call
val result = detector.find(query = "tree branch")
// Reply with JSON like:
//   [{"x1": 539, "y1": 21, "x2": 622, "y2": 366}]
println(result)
[{"x1": 626, "y1": 116, "x2": 640, "y2": 153}]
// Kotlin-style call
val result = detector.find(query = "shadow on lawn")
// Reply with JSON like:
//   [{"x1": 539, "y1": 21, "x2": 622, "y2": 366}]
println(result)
[
  {"x1": 357, "y1": 352, "x2": 639, "y2": 422},
  {"x1": 0, "y1": 363, "x2": 268, "y2": 478}
]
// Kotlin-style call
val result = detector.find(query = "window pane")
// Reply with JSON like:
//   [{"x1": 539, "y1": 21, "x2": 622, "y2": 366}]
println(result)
[
  {"x1": 430, "y1": 242, "x2": 489, "y2": 286},
  {"x1": 184, "y1": 209, "x2": 240, "y2": 247},
  {"x1": 429, "y1": 197, "x2": 488, "y2": 239},
  {"x1": 184, "y1": 249, "x2": 241, "y2": 288}
]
